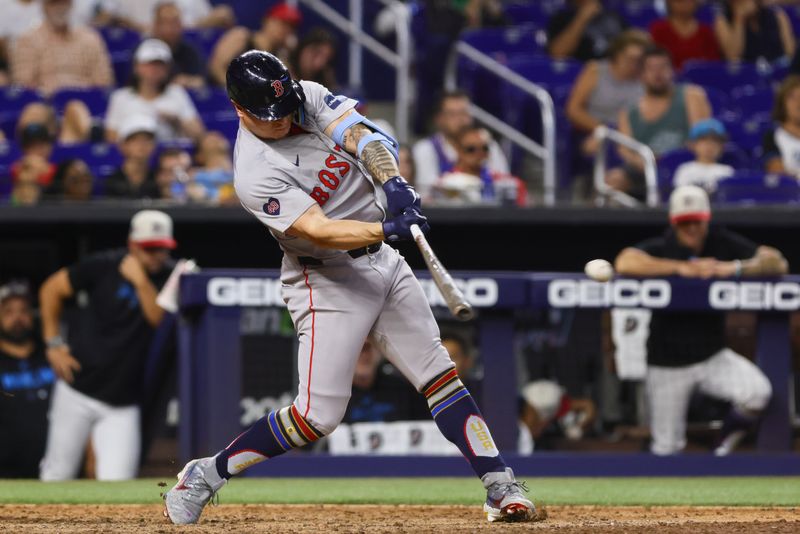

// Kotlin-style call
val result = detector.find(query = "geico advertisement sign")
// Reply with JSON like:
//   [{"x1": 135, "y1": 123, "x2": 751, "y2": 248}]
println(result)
[
  {"x1": 548, "y1": 279, "x2": 800, "y2": 311},
  {"x1": 207, "y1": 277, "x2": 499, "y2": 307},
  {"x1": 548, "y1": 279, "x2": 671, "y2": 308},
  {"x1": 709, "y1": 281, "x2": 800, "y2": 310}
]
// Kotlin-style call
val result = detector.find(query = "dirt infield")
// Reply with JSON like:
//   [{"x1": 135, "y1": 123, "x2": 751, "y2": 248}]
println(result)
[{"x1": 1, "y1": 504, "x2": 798, "y2": 533}]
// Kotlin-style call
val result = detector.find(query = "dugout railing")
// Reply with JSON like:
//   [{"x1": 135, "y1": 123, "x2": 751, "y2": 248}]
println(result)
[{"x1": 174, "y1": 270, "x2": 800, "y2": 476}]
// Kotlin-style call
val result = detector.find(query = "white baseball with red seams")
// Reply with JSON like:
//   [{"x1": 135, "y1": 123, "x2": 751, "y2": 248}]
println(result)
[{"x1": 233, "y1": 81, "x2": 454, "y2": 434}]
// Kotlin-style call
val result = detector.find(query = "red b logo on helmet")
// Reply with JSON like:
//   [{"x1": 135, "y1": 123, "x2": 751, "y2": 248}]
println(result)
[{"x1": 271, "y1": 80, "x2": 284, "y2": 98}]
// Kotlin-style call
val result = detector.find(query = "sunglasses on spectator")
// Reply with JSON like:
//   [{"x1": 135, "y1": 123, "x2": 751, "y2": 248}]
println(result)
[{"x1": 463, "y1": 144, "x2": 489, "y2": 154}]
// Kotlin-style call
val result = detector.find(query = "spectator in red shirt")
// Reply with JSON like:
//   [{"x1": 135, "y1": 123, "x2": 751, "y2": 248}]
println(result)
[
  {"x1": 649, "y1": 0, "x2": 721, "y2": 70},
  {"x1": 11, "y1": 124, "x2": 56, "y2": 189}
]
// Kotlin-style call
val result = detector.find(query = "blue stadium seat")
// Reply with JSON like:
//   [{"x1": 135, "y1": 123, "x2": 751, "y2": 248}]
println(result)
[
  {"x1": 507, "y1": 56, "x2": 581, "y2": 90},
  {"x1": 202, "y1": 113, "x2": 240, "y2": 143},
  {"x1": 715, "y1": 171, "x2": 800, "y2": 204},
  {"x1": 0, "y1": 141, "x2": 21, "y2": 198},
  {"x1": 51, "y1": 143, "x2": 123, "y2": 180},
  {"x1": 188, "y1": 87, "x2": 232, "y2": 114},
  {"x1": 703, "y1": 87, "x2": 731, "y2": 119},
  {"x1": 183, "y1": 28, "x2": 224, "y2": 60},
  {"x1": 503, "y1": 1, "x2": 564, "y2": 26},
  {"x1": 679, "y1": 61, "x2": 766, "y2": 93},
  {"x1": 0, "y1": 86, "x2": 42, "y2": 114},
  {"x1": 730, "y1": 86, "x2": 774, "y2": 119},
  {"x1": 99, "y1": 27, "x2": 142, "y2": 54},
  {"x1": 620, "y1": 3, "x2": 662, "y2": 29},
  {"x1": 460, "y1": 24, "x2": 545, "y2": 62},
  {"x1": 51, "y1": 88, "x2": 111, "y2": 118},
  {"x1": 722, "y1": 115, "x2": 773, "y2": 158},
  {"x1": 100, "y1": 27, "x2": 142, "y2": 86},
  {"x1": 0, "y1": 87, "x2": 43, "y2": 139}
]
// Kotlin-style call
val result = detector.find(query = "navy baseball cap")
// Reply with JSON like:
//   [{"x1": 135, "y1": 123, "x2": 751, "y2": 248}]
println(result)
[{"x1": 688, "y1": 118, "x2": 727, "y2": 141}]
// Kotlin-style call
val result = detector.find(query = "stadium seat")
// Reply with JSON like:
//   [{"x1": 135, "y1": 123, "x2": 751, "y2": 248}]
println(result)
[
  {"x1": 51, "y1": 143, "x2": 123, "y2": 181},
  {"x1": 507, "y1": 56, "x2": 581, "y2": 90},
  {"x1": 0, "y1": 86, "x2": 42, "y2": 115},
  {"x1": 0, "y1": 141, "x2": 21, "y2": 198},
  {"x1": 620, "y1": 3, "x2": 662, "y2": 29},
  {"x1": 679, "y1": 61, "x2": 766, "y2": 93},
  {"x1": 715, "y1": 171, "x2": 800, "y2": 204},
  {"x1": 730, "y1": 86, "x2": 774, "y2": 119},
  {"x1": 188, "y1": 87, "x2": 232, "y2": 114},
  {"x1": 202, "y1": 113, "x2": 240, "y2": 143},
  {"x1": 503, "y1": 1, "x2": 562, "y2": 26},
  {"x1": 183, "y1": 28, "x2": 225, "y2": 60},
  {"x1": 460, "y1": 24, "x2": 546, "y2": 63},
  {"x1": 99, "y1": 27, "x2": 141, "y2": 55},
  {"x1": 703, "y1": 87, "x2": 731, "y2": 120},
  {"x1": 51, "y1": 88, "x2": 111, "y2": 118},
  {"x1": 100, "y1": 27, "x2": 142, "y2": 87},
  {"x1": 722, "y1": 116, "x2": 773, "y2": 158}
]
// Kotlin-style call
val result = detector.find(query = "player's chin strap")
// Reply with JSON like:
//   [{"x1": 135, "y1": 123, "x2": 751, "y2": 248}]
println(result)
[{"x1": 330, "y1": 112, "x2": 399, "y2": 161}]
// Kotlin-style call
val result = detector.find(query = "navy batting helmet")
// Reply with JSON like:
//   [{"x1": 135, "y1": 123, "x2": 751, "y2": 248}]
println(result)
[{"x1": 226, "y1": 50, "x2": 306, "y2": 121}]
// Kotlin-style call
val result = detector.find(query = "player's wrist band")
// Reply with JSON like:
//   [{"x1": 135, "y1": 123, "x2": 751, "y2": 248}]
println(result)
[
  {"x1": 46, "y1": 335, "x2": 66, "y2": 349},
  {"x1": 733, "y1": 260, "x2": 743, "y2": 277}
]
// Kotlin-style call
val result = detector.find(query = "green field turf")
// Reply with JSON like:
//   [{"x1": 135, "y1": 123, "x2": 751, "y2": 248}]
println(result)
[{"x1": 1, "y1": 477, "x2": 799, "y2": 506}]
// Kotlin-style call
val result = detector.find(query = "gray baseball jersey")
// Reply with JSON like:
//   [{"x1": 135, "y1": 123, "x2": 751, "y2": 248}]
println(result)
[
  {"x1": 230, "y1": 80, "x2": 454, "y2": 437},
  {"x1": 234, "y1": 80, "x2": 385, "y2": 260}
]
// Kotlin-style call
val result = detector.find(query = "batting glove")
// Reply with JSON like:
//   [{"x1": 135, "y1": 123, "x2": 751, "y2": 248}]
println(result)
[
  {"x1": 383, "y1": 175, "x2": 421, "y2": 217},
  {"x1": 382, "y1": 207, "x2": 430, "y2": 242}
]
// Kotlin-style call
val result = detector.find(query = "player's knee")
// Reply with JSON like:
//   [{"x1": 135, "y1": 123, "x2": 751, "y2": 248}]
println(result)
[
  {"x1": 300, "y1": 397, "x2": 350, "y2": 436},
  {"x1": 737, "y1": 374, "x2": 772, "y2": 412}
]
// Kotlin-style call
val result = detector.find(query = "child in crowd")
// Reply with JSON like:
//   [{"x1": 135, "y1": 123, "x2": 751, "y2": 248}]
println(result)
[{"x1": 673, "y1": 118, "x2": 734, "y2": 192}]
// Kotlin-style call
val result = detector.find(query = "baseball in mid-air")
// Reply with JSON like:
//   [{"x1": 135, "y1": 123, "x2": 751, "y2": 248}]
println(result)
[{"x1": 584, "y1": 259, "x2": 614, "y2": 282}]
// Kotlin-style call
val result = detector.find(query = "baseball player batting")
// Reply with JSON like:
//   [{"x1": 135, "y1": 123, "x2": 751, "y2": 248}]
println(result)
[{"x1": 163, "y1": 50, "x2": 536, "y2": 524}]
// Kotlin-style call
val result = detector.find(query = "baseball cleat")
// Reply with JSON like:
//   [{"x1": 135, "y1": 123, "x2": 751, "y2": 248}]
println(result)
[
  {"x1": 163, "y1": 457, "x2": 226, "y2": 525},
  {"x1": 482, "y1": 468, "x2": 536, "y2": 523}
]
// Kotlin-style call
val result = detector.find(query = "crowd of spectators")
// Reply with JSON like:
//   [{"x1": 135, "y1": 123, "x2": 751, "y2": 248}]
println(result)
[{"x1": 4, "y1": 1, "x2": 800, "y2": 207}]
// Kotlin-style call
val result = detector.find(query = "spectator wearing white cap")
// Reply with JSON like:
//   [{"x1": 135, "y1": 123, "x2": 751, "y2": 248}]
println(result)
[
  {"x1": 105, "y1": 114, "x2": 160, "y2": 199},
  {"x1": 614, "y1": 185, "x2": 786, "y2": 456},
  {"x1": 38, "y1": 210, "x2": 177, "y2": 480},
  {"x1": 104, "y1": 38, "x2": 204, "y2": 143},
  {"x1": 10, "y1": 0, "x2": 114, "y2": 96},
  {"x1": 152, "y1": 1, "x2": 206, "y2": 89}
]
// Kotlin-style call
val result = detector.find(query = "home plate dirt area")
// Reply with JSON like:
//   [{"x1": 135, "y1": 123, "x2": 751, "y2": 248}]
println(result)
[{"x1": 1, "y1": 504, "x2": 798, "y2": 533}]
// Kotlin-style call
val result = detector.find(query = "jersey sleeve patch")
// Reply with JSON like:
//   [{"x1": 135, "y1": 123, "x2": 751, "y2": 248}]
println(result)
[{"x1": 263, "y1": 197, "x2": 281, "y2": 216}]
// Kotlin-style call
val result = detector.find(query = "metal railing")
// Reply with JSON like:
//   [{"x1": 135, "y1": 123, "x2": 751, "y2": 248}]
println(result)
[
  {"x1": 289, "y1": 0, "x2": 413, "y2": 143},
  {"x1": 592, "y1": 125, "x2": 659, "y2": 207},
  {"x1": 444, "y1": 42, "x2": 557, "y2": 206}
]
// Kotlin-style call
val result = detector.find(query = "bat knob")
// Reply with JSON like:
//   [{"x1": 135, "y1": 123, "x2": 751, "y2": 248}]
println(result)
[{"x1": 455, "y1": 304, "x2": 475, "y2": 322}]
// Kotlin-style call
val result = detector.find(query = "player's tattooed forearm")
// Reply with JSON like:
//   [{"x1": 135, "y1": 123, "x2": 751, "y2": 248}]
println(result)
[{"x1": 348, "y1": 124, "x2": 399, "y2": 182}]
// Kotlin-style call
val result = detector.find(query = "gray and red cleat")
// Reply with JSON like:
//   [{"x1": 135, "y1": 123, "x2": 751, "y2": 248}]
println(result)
[
  {"x1": 163, "y1": 457, "x2": 226, "y2": 524},
  {"x1": 482, "y1": 468, "x2": 536, "y2": 523}
]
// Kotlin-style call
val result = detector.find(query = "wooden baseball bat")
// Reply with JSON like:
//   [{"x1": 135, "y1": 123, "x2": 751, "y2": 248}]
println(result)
[{"x1": 410, "y1": 224, "x2": 475, "y2": 321}]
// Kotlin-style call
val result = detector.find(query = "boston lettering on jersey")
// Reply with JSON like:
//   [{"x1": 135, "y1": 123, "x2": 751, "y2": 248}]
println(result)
[{"x1": 309, "y1": 146, "x2": 351, "y2": 206}]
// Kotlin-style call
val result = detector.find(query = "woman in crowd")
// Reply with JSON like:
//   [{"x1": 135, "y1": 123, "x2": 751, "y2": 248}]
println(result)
[
  {"x1": 566, "y1": 30, "x2": 650, "y2": 156},
  {"x1": 649, "y1": 0, "x2": 721, "y2": 70},
  {"x1": 289, "y1": 28, "x2": 338, "y2": 90},
  {"x1": 105, "y1": 39, "x2": 204, "y2": 143},
  {"x1": 763, "y1": 75, "x2": 800, "y2": 176},
  {"x1": 715, "y1": 0, "x2": 795, "y2": 63}
]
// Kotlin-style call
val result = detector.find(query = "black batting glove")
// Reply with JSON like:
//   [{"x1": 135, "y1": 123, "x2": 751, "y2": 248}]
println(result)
[
  {"x1": 383, "y1": 175, "x2": 421, "y2": 217},
  {"x1": 382, "y1": 207, "x2": 430, "y2": 242}
]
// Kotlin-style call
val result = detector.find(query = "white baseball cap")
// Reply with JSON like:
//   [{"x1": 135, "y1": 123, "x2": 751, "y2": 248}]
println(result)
[
  {"x1": 118, "y1": 114, "x2": 158, "y2": 141},
  {"x1": 521, "y1": 380, "x2": 566, "y2": 422},
  {"x1": 129, "y1": 210, "x2": 177, "y2": 249},
  {"x1": 669, "y1": 185, "x2": 711, "y2": 224},
  {"x1": 135, "y1": 38, "x2": 172, "y2": 63}
]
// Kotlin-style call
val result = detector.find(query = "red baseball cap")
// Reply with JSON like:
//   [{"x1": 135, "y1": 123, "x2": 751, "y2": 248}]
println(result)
[
  {"x1": 265, "y1": 3, "x2": 302, "y2": 26},
  {"x1": 129, "y1": 210, "x2": 177, "y2": 249},
  {"x1": 669, "y1": 185, "x2": 711, "y2": 224}
]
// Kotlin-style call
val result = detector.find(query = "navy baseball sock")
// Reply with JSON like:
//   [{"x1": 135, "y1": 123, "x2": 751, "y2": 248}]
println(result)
[
  {"x1": 214, "y1": 404, "x2": 323, "y2": 479},
  {"x1": 423, "y1": 368, "x2": 507, "y2": 479}
]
